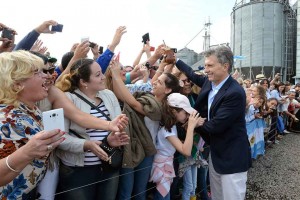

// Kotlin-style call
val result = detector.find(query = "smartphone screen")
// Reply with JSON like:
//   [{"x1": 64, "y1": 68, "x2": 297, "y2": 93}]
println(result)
[
  {"x1": 51, "y1": 24, "x2": 63, "y2": 32},
  {"x1": 99, "y1": 46, "x2": 103, "y2": 54}
]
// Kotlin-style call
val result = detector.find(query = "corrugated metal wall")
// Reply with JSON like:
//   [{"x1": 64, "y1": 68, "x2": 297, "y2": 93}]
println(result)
[{"x1": 231, "y1": 1, "x2": 287, "y2": 80}]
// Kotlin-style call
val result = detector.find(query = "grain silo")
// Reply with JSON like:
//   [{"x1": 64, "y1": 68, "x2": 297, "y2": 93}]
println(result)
[{"x1": 231, "y1": 0, "x2": 296, "y2": 81}]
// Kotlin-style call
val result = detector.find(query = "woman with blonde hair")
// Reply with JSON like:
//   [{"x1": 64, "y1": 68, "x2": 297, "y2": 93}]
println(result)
[{"x1": 0, "y1": 50, "x2": 64, "y2": 199}]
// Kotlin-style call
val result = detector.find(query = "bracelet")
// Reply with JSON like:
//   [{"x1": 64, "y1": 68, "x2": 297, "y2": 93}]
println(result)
[{"x1": 6, "y1": 155, "x2": 20, "y2": 173}]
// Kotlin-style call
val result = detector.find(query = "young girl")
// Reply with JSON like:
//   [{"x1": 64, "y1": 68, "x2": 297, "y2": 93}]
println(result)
[
  {"x1": 149, "y1": 93, "x2": 205, "y2": 200},
  {"x1": 245, "y1": 95, "x2": 266, "y2": 159}
]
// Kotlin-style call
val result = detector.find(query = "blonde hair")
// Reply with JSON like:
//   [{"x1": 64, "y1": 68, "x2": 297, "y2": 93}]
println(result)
[
  {"x1": 104, "y1": 66, "x2": 113, "y2": 91},
  {"x1": 0, "y1": 50, "x2": 44, "y2": 107},
  {"x1": 56, "y1": 58, "x2": 94, "y2": 92}
]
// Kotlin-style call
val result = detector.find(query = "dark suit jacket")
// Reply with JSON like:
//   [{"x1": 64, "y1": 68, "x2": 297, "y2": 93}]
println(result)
[{"x1": 176, "y1": 60, "x2": 251, "y2": 174}]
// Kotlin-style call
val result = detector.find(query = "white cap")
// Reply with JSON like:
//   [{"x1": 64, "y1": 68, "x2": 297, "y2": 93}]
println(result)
[{"x1": 167, "y1": 93, "x2": 196, "y2": 114}]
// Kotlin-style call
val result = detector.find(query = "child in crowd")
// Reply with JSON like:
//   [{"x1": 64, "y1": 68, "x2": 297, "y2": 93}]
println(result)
[
  {"x1": 245, "y1": 95, "x2": 266, "y2": 159},
  {"x1": 149, "y1": 93, "x2": 205, "y2": 200}
]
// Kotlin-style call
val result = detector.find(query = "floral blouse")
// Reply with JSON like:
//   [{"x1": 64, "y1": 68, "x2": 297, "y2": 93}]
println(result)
[{"x1": 0, "y1": 103, "x2": 47, "y2": 200}]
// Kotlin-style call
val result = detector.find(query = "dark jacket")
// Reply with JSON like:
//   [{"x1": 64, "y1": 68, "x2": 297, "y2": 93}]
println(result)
[{"x1": 176, "y1": 59, "x2": 251, "y2": 174}]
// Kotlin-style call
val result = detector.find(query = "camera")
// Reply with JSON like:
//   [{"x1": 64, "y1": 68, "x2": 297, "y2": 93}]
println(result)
[
  {"x1": 89, "y1": 42, "x2": 96, "y2": 48},
  {"x1": 1, "y1": 28, "x2": 14, "y2": 40},
  {"x1": 144, "y1": 62, "x2": 151, "y2": 70},
  {"x1": 164, "y1": 49, "x2": 176, "y2": 64}
]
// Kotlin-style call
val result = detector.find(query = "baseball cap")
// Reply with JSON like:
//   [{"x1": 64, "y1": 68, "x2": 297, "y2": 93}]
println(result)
[
  {"x1": 255, "y1": 74, "x2": 266, "y2": 81},
  {"x1": 47, "y1": 56, "x2": 57, "y2": 63},
  {"x1": 167, "y1": 93, "x2": 196, "y2": 114}
]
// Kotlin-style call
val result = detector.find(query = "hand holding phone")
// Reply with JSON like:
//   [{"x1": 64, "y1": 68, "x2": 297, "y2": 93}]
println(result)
[
  {"x1": 89, "y1": 42, "x2": 96, "y2": 48},
  {"x1": 1, "y1": 28, "x2": 14, "y2": 40}
]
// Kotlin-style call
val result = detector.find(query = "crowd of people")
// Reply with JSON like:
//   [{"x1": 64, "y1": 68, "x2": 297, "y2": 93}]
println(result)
[{"x1": 0, "y1": 20, "x2": 297, "y2": 200}]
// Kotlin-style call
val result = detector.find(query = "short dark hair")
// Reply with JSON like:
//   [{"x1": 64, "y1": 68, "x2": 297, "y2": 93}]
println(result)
[
  {"x1": 61, "y1": 51, "x2": 74, "y2": 70},
  {"x1": 204, "y1": 46, "x2": 234, "y2": 72}
]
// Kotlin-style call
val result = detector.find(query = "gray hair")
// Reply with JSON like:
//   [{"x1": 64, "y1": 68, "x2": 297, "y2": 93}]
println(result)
[{"x1": 204, "y1": 46, "x2": 234, "y2": 72}]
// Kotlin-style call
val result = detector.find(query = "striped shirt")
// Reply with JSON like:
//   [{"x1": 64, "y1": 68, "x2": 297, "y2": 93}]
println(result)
[{"x1": 84, "y1": 102, "x2": 110, "y2": 166}]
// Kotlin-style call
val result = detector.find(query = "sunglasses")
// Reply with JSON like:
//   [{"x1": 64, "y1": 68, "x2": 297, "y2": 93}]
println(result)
[
  {"x1": 43, "y1": 67, "x2": 55, "y2": 74},
  {"x1": 181, "y1": 78, "x2": 191, "y2": 84}
]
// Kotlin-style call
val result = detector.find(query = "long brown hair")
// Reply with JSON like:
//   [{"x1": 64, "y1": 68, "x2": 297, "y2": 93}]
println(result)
[{"x1": 160, "y1": 73, "x2": 181, "y2": 132}]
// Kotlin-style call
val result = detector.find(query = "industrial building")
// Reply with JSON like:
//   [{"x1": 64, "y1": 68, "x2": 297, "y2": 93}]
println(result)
[{"x1": 231, "y1": 0, "x2": 297, "y2": 82}]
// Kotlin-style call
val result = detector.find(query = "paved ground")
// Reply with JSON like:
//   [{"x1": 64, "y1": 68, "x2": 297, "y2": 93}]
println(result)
[{"x1": 246, "y1": 132, "x2": 300, "y2": 200}]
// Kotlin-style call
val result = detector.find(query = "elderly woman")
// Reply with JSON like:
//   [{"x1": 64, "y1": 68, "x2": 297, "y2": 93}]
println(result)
[
  {"x1": 55, "y1": 58, "x2": 129, "y2": 200},
  {"x1": 0, "y1": 50, "x2": 65, "y2": 199}
]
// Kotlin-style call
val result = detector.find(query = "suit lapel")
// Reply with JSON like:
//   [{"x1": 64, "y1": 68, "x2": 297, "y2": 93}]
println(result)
[{"x1": 209, "y1": 76, "x2": 233, "y2": 117}]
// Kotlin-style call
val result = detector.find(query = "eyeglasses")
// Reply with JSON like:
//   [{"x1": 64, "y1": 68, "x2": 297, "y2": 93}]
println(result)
[
  {"x1": 181, "y1": 79, "x2": 191, "y2": 84},
  {"x1": 43, "y1": 67, "x2": 55, "y2": 74}
]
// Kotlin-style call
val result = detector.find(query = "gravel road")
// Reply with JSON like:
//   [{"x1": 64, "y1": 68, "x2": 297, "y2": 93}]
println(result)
[{"x1": 246, "y1": 132, "x2": 300, "y2": 200}]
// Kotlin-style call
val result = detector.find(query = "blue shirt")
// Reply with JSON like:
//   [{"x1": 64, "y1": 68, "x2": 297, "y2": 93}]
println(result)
[
  {"x1": 96, "y1": 49, "x2": 114, "y2": 74},
  {"x1": 208, "y1": 75, "x2": 230, "y2": 120}
]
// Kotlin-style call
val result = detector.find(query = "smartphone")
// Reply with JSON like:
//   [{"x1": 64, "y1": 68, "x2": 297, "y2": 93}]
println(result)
[
  {"x1": 42, "y1": 108, "x2": 65, "y2": 132},
  {"x1": 144, "y1": 62, "x2": 151, "y2": 70},
  {"x1": 150, "y1": 46, "x2": 155, "y2": 51},
  {"x1": 142, "y1": 33, "x2": 150, "y2": 44},
  {"x1": 99, "y1": 46, "x2": 103, "y2": 54},
  {"x1": 1, "y1": 28, "x2": 14, "y2": 40},
  {"x1": 51, "y1": 24, "x2": 63, "y2": 32},
  {"x1": 89, "y1": 42, "x2": 96, "y2": 48}
]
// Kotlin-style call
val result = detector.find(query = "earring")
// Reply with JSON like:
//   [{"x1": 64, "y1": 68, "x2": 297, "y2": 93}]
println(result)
[{"x1": 85, "y1": 86, "x2": 88, "y2": 89}]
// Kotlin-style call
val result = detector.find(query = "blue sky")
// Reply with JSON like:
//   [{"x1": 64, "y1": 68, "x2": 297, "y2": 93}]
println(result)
[{"x1": 1, "y1": 0, "x2": 240, "y2": 65}]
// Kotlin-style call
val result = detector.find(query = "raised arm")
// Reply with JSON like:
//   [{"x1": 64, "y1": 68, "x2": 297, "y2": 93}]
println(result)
[
  {"x1": 110, "y1": 60, "x2": 146, "y2": 115},
  {"x1": 55, "y1": 41, "x2": 90, "y2": 82},
  {"x1": 132, "y1": 42, "x2": 151, "y2": 67},
  {"x1": 167, "y1": 112, "x2": 203, "y2": 156},
  {"x1": 14, "y1": 20, "x2": 57, "y2": 51},
  {"x1": 97, "y1": 26, "x2": 127, "y2": 74},
  {"x1": 48, "y1": 86, "x2": 128, "y2": 131}
]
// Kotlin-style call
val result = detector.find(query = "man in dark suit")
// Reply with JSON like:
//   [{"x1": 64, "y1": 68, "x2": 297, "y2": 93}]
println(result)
[{"x1": 175, "y1": 46, "x2": 251, "y2": 200}]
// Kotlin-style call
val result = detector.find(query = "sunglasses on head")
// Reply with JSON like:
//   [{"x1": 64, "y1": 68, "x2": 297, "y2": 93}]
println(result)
[{"x1": 43, "y1": 67, "x2": 55, "y2": 74}]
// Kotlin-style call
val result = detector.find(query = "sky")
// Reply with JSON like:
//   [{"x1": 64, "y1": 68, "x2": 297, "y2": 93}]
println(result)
[{"x1": 0, "y1": 0, "x2": 251, "y2": 65}]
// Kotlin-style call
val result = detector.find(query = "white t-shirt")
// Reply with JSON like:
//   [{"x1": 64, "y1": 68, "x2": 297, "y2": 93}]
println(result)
[
  {"x1": 144, "y1": 116, "x2": 160, "y2": 143},
  {"x1": 155, "y1": 125, "x2": 177, "y2": 156}
]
